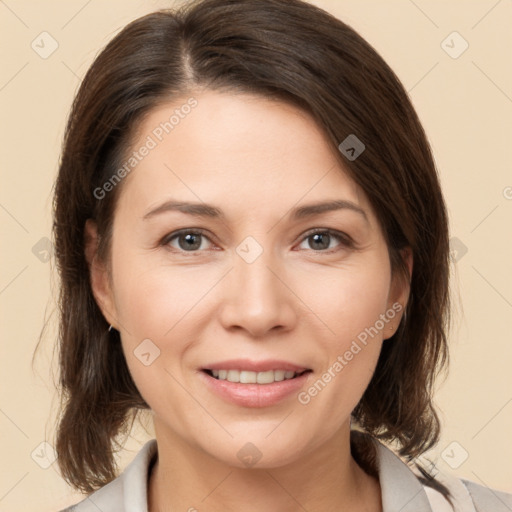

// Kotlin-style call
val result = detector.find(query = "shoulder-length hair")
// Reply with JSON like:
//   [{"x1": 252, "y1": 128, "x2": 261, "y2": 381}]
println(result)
[{"x1": 52, "y1": 0, "x2": 450, "y2": 494}]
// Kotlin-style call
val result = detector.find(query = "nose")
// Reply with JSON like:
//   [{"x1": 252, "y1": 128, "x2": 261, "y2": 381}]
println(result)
[{"x1": 219, "y1": 249, "x2": 298, "y2": 338}]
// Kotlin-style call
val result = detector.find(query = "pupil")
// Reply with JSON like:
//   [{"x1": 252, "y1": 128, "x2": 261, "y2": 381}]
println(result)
[
  {"x1": 311, "y1": 233, "x2": 329, "y2": 250},
  {"x1": 177, "y1": 233, "x2": 330, "y2": 251},
  {"x1": 179, "y1": 233, "x2": 201, "y2": 251}
]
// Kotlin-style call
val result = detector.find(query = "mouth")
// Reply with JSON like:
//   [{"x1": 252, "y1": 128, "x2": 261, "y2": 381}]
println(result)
[
  {"x1": 199, "y1": 360, "x2": 313, "y2": 408},
  {"x1": 202, "y1": 368, "x2": 311, "y2": 384}
]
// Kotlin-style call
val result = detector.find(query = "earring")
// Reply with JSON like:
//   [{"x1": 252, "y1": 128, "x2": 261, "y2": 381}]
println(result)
[{"x1": 108, "y1": 324, "x2": 114, "y2": 332}]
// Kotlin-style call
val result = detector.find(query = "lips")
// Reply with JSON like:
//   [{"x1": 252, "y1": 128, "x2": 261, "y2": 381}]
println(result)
[{"x1": 200, "y1": 359, "x2": 312, "y2": 407}]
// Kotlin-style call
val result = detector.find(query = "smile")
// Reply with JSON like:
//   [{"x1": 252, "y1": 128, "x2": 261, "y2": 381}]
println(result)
[
  {"x1": 204, "y1": 369, "x2": 308, "y2": 384},
  {"x1": 200, "y1": 360, "x2": 313, "y2": 407}
]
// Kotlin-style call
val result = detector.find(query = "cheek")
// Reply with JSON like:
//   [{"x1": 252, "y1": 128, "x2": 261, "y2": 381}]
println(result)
[
  {"x1": 298, "y1": 257, "x2": 392, "y2": 348},
  {"x1": 110, "y1": 260, "x2": 213, "y2": 412},
  {"x1": 111, "y1": 247, "x2": 218, "y2": 339},
  {"x1": 109, "y1": 245, "x2": 228, "y2": 394},
  {"x1": 294, "y1": 258, "x2": 391, "y2": 416}
]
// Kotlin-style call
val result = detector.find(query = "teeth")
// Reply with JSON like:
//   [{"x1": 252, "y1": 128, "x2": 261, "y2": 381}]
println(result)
[
  {"x1": 209, "y1": 369, "x2": 300, "y2": 384},
  {"x1": 240, "y1": 370, "x2": 257, "y2": 384},
  {"x1": 227, "y1": 370, "x2": 240, "y2": 382},
  {"x1": 274, "y1": 370, "x2": 285, "y2": 382},
  {"x1": 256, "y1": 370, "x2": 274, "y2": 384}
]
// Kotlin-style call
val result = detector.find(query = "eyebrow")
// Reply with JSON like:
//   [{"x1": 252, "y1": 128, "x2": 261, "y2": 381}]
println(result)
[{"x1": 142, "y1": 199, "x2": 369, "y2": 223}]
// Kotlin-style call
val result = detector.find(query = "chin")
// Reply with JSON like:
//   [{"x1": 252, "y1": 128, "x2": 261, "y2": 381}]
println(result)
[
  {"x1": 187, "y1": 419, "x2": 326, "y2": 470},
  {"x1": 204, "y1": 440, "x2": 307, "y2": 470}
]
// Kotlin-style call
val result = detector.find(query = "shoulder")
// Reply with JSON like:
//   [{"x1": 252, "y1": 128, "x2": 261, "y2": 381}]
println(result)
[
  {"x1": 58, "y1": 439, "x2": 158, "y2": 512},
  {"x1": 417, "y1": 464, "x2": 512, "y2": 512},
  {"x1": 371, "y1": 434, "x2": 512, "y2": 511},
  {"x1": 460, "y1": 478, "x2": 512, "y2": 511}
]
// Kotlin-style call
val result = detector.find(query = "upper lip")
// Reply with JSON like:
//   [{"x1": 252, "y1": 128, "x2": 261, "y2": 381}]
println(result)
[{"x1": 202, "y1": 359, "x2": 310, "y2": 373}]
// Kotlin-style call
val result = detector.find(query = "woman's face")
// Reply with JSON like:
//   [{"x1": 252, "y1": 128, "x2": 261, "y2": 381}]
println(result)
[{"x1": 89, "y1": 90, "x2": 410, "y2": 468}]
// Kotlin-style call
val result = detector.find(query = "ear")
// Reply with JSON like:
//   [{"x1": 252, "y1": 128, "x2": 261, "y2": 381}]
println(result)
[
  {"x1": 84, "y1": 219, "x2": 119, "y2": 329},
  {"x1": 384, "y1": 247, "x2": 413, "y2": 340}
]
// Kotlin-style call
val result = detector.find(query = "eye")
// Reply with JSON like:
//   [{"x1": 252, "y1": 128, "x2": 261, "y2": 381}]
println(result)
[
  {"x1": 162, "y1": 229, "x2": 215, "y2": 253},
  {"x1": 161, "y1": 228, "x2": 354, "y2": 255},
  {"x1": 297, "y1": 229, "x2": 353, "y2": 253}
]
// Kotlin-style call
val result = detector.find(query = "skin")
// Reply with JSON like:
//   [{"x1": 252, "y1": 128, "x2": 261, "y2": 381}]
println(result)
[{"x1": 86, "y1": 90, "x2": 412, "y2": 511}]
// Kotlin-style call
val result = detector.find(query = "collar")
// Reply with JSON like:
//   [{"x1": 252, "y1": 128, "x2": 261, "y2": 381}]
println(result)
[
  {"x1": 372, "y1": 438, "x2": 435, "y2": 511},
  {"x1": 76, "y1": 437, "x2": 440, "y2": 511}
]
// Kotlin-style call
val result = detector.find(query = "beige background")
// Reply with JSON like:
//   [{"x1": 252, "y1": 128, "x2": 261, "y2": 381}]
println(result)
[{"x1": 1, "y1": 0, "x2": 511, "y2": 510}]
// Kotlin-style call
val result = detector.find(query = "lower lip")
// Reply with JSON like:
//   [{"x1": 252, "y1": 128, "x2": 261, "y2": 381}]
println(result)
[{"x1": 199, "y1": 371, "x2": 310, "y2": 408}]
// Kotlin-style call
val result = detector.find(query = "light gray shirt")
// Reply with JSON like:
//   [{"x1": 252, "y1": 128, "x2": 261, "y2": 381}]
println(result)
[{"x1": 61, "y1": 438, "x2": 512, "y2": 511}]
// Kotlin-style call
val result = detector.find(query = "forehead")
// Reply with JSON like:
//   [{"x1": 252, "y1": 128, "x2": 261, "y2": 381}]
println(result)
[{"x1": 116, "y1": 90, "x2": 374, "y2": 224}]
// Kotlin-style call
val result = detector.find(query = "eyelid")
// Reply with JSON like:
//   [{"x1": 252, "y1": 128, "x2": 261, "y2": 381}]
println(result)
[
  {"x1": 160, "y1": 228, "x2": 218, "y2": 252},
  {"x1": 295, "y1": 228, "x2": 355, "y2": 251},
  {"x1": 160, "y1": 227, "x2": 355, "y2": 255}
]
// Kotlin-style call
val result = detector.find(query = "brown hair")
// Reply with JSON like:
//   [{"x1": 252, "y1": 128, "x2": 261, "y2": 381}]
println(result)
[{"x1": 51, "y1": 0, "x2": 450, "y2": 496}]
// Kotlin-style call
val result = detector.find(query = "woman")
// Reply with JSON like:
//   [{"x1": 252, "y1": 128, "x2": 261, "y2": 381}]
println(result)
[{"x1": 52, "y1": 0, "x2": 512, "y2": 510}]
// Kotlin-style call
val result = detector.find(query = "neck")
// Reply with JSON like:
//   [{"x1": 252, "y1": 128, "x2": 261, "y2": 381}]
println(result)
[{"x1": 148, "y1": 419, "x2": 382, "y2": 512}]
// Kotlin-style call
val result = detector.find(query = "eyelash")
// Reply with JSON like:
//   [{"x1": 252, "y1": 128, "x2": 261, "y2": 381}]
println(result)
[{"x1": 160, "y1": 228, "x2": 354, "y2": 256}]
